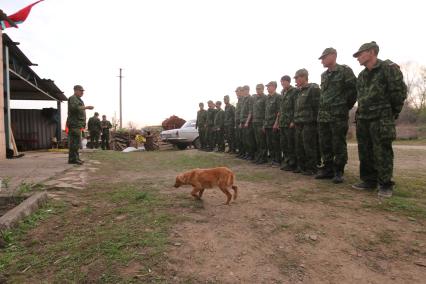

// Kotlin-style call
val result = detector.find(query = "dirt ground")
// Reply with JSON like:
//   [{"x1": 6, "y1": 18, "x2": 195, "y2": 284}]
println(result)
[{"x1": 1, "y1": 145, "x2": 426, "y2": 283}]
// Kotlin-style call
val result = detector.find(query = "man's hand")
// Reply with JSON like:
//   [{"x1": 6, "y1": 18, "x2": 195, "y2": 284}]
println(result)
[
  {"x1": 85, "y1": 106, "x2": 94, "y2": 110},
  {"x1": 289, "y1": 122, "x2": 295, "y2": 128}
]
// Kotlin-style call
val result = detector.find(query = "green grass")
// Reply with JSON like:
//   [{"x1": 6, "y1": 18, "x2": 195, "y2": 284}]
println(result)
[{"x1": 0, "y1": 178, "x2": 176, "y2": 282}]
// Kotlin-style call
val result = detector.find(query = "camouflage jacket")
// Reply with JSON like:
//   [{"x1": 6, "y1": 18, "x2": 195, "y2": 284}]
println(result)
[
  {"x1": 101, "y1": 120, "x2": 112, "y2": 134},
  {"x1": 279, "y1": 86, "x2": 298, "y2": 127},
  {"x1": 206, "y1": 108, "x2": 218, "y2": 127},
  {"x1": 214, "y1": 109, "x2": 225, "y2": 129},
  {"x1": 356, "y1": 59, "x2": 407, "y2": 120},
  {"x1": 88, "y1": 116, "x2": 101, "y2": 133},
  {"x1": 224, "y1": 104, "x2": 235, "y2": 127},
  {"x1": 196, "y1": 109, "x2": 207, "y2": 129},
  {"x1": 235, "y1": 97, "x2": 242, "y2": 125},
  {"x1": 252, "y1": 94, "x2": 266, "y2": 125},
  {"x1": 318, "y1": 64, "x2": 357, "y2": 122},
  {"x1": 239, "y1": 95, "x2": 254, "y2": 125},
  {"x1": 294, "y1": 83, "x2": 320, "y2": 124},
  {"x1": 264, "y1": 92, "x2": 281, "y2": 128},
  {"x1": 67, "y1": 94, "x2": 86, "y2": 128}
]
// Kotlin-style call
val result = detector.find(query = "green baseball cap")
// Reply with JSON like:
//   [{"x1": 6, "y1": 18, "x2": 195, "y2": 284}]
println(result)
[
  {"x1": 294, "y1": 68, "x2": 309, "y2": 78},
  {"x1": 318, "y1": 47, "x2": 336, "y2": 59},
  {"x1": 353, "y1": 41, "x2": 379, "y2": 57},
  {"x1": 266, "y1": 81, "x2": 277, "y2": 87}
]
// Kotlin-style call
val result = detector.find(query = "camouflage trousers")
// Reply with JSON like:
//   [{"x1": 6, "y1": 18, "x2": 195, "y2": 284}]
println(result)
[
  {"x1": 206, "y1": 126, "x2": 216, "y2": 150},
  {"x1": 224, "y1": 125, "x2": 235, "y2": 152},
  {"x1": 253, "y1": 123, "x2": 267, "y2": 161},
  {"x1": 215, "y1": 128, "x2": 225, "y2": 151},
  {"x1": 198, "y1": 127, "x2": 207, "y2": 149},
  {"x1": 89, "y1": 131, "x2": 100, "y2": 148},
  {"x1": 68, "y1": 128, "x2": 81, "y2": 163},
  {"x1": 265, "y1": 128, "x2": 281, "y2": 163},
  {"x1": 318, "y1": 120, "x2": 349, "y2": 172},
  {"x1": 101, "y1": 132, "x2": 110, "y2": 150},
  {"x1": 280, "y1": 126, "x2": 296, "y2": 167},
  {"x1": 235, "y1": 125, "x2": 242, "y2": 154},
  {"x1": 242, "y1": 126, "x2": 256, "y2": 157},
  {"x1": 295, "y1": 123, "x2": 318, "y2": 172},
  {"x1": 356, "y1": 118, "x2": 395, "y2": 185}
]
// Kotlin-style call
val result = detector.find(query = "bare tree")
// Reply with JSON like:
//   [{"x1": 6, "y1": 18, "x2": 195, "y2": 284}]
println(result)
[
  {"x1": 401, "y1": 62, "x2": 426, "y2": 112},
  {"x1": 111, "y1": 112, "x2": 119, "y2": 131}
]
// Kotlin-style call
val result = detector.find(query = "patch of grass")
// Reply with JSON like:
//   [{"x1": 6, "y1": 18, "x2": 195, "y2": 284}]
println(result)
[
  {"x1": 364, "y1": 197, "x2": 426, "y2": 218},
  {"x1": 0, "y1": 201, "x2": 67, "y2": 272}
]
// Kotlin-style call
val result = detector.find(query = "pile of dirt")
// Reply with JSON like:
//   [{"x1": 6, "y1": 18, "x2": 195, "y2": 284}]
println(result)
[
  {"x1": 162, "y1": 115, "x2": 186, "y2": 130},
  {"x1": 110, "y1": 127, "x2": 162, "y2": 151}
]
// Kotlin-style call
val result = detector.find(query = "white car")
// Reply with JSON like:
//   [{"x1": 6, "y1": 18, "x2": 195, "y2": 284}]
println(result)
[{"x1": 160, "y1": 119, "x2": 200, "y2": 150}]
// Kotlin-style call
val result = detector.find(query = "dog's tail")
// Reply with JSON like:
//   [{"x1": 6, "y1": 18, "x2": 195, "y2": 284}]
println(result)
[{"x1": 231, "y1": 185, "x2": 238, "y2": 200}]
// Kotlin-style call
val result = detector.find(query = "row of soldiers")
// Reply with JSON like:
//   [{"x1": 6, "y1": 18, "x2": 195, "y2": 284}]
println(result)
[
  {"x1": 87, "y1": 112, "x2": 113, "y2": 150},
  {"x1": 196, "y1": 42, "x2": 407, "y2": 198}
]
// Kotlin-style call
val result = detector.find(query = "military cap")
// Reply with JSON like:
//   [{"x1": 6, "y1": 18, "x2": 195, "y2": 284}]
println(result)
[
  {"x1": 281, "y1": 75, "x2": 291, "y2": 82},
  {"x1": 353, "y1": 41, "x2": 379, "y2": 57},
  {"x1": 256, "y1": 83, "x2": 264, "y2": 89},
  {"x1": 235, "y1": 86, "x2": 241, "y2": 92},
  {"x1": 215, "y1": 101, "x2": 222, "y2": 105},
  {"x1": 266, "y1": 81, "x2": 277, "y2": 87},
  {"x1": 224, "y1": 95, "x2": 230, "y2": 99},
  {"x1": 318, "y1": 47, "x2": 337, "y2": 59},
  {"x1": 73, "y1": 85, "x2": 85, "y2": 91},
  {"x1": 242, "y1": 85, "x2": 250, "y2": 91},
  {"x1": 207, "y1": 100, "x2": 214, "y2": 104},
  {"x1": 94, "y1": 112, "x2": 99, "y2": 116},
  {"x1": 294, "y1": 69, "x2": 309, "y2": 78}
]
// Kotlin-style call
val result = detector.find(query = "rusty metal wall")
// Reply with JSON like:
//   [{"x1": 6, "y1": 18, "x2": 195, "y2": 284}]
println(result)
[{"x1": 10, "y1": 109, "x2": 58, "y2": 150}]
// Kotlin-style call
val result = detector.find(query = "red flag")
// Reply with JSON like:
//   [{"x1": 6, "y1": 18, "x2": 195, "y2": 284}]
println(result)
[{"x1": 1, "y1": 0, "x2": 44, "y2": 30}]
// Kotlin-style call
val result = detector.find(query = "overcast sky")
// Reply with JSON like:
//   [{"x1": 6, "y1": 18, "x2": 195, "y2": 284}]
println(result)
[{"x1": 4, "y1": 0, "x2": 426, "y2": 127}]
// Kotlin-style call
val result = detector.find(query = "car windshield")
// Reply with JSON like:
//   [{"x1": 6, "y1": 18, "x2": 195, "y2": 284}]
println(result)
[{"x1": 181, "y1": 120, "x2": 196, "y2": 128}]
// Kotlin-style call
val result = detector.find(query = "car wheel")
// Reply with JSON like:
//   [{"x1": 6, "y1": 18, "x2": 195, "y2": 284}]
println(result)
[
  {"x1": 193, "y1": 138, "x2": 201, "y2": 149},
  {"x1": 176, "y1": 143, "x2": 188, "y2": 150}
]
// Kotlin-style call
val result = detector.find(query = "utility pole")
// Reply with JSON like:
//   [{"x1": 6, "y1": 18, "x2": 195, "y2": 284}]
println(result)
[{"x1": 119, "y1": 68, "x2": 123, "y2": 129}]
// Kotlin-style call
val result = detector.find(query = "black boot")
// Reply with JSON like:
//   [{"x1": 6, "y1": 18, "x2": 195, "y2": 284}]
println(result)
[
  {"x1": 332, "y1": 171, "x2": 344, "y2": 184},
  {"x1": 315, "y1": 165, "x2": 334, "y2": 179},
  {"x1": 378, "y1": 182, "x2": 394, "y2": 198}
]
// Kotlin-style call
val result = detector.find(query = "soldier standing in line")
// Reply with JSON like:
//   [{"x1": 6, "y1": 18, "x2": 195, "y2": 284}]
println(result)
[
  {"x1": 351, "y1": 42, "x2": 407, "y2": 198},
  {"x1": 67, "y1": 85, "x2": 94, "y2": 165},
  {"x1": 252, "y1": 84, "x2": 267, "y2": 164},
  {"x1": 293, "y1": 69, "x2": 321, "y2": 175},
  {"x1": 316, "y1": 48, "x2": 357, "y2": 183},
  {"x1": 239, "y1": 85, "x2": 255, "y2": 160},
  {"x1": 205, "y1": 100, "x2": 218, "y2": 152},
  {"x1": 88, "y1": 112, "x2": 101, "y2": 149},
  {"x1": 195, "y1": 102, "x2": 208, "y2": 150},
  {"x1": 264, "y1": 81, "x2": 281, "y2": 167},
  {"x1": 214, "y1": 101, "x2": 225, "y2": 152},
  {"x1": 100, "y1": 115, "x2": 112, "y2": 150},
  {"x1": 279, "y1": 75, "x2": 299, "y2": 171},
  {"x1": 235, "y1": 87, "x2": 244, "y2": 157},
  {"x1": 223, "y1": 95, "x2": 236, "y2": 153}
]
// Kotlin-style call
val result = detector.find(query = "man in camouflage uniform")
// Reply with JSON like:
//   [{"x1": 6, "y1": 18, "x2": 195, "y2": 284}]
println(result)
[
  {"x1": 88, "y1": 112, "x2": 101, "y2": 148},
  {"x1": 195, "y1": 102, "x2": 208, "y2": 150},
  {"x1": 101, "y1": 115, "x2": 112, "y2": 150},
  {"x1": 239, "y1": 85, "x2": 256, "y2": 160},
  {"x1": 293, "y1": 69, "x2": 321, "y2": 175},
  {"x1": 224, "y1": 95, "x2": 235, "y2": 153},
  {"x1": 252, "y1": 84, "x2": 267, "y2": 164},
  {"x1": 67, "y1": 85, "x2": 94, "y2": 165},
  {"x1": 352, "y1": 42, "x2": 407, "y2": 198},
  {"x1": 316, "y1": 48, "x2": 357, "y2": 183},
  {"x1": 234, "y1": 87, "x2": 243, "y2": 156},
  {"x1": 214, "y1": 101, "x2": 225, "y2": 152},
  {"x1": 206, "y1": 100, "x2": 218, "y2": 151},
  {"x1": 279, "y1": 75, "x2": 298, "y2": 171},
  {"x1": 264, "y1": 81, "x2": 281, "y2": 166}
]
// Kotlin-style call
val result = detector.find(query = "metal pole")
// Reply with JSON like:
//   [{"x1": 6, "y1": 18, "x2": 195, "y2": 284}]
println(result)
[
  {"x1": 4, "y1": 45, "x2": 11, "y2": 149},
  {"x1": 119, "y1": 68, "x2": 122, "y2": 129},
  {"x1": 56, "y1": 100, "x2": 61, "y2": 143}
]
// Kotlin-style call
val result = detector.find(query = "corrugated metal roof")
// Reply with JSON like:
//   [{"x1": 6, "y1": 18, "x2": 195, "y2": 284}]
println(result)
[{"x1": 3, "y1": 33, "x2": 67, "y2": 101}]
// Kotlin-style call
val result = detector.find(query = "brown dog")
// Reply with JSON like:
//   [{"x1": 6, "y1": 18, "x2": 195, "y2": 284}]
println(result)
[{"x1": 174, "y1": 167, "x2": 238, "y2": 205}]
